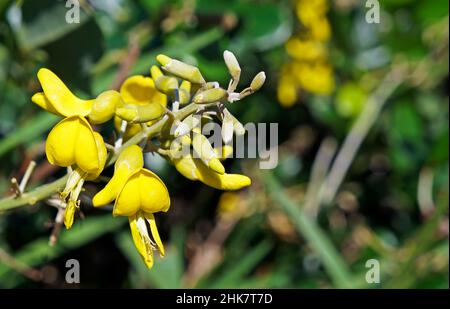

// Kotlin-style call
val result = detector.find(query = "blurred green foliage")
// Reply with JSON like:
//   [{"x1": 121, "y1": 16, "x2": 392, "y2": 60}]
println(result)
[{"x1": 0, "y1": 0, "x2": 448, "y2": 288}]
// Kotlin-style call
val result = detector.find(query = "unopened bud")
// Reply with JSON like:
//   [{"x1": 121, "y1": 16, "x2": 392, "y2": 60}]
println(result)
[
  {"x1": 156, "y1": 54, "x2": 206, "y2": 84},
  {"x1": 192, "y1": 132, "x2": 225, "y2": 174},
  {"x1": 250, "y1": 71, "x2": 266, "y2": 92},
  {"x1": 89, "y1": 90, "x2": 123, "y2": 124},
  {"x1": 221, "y1": 109, "x2": 234, "y2": 143},
  {"x1": 116, "y1": 103, "x2": 166, "y2": 123},
  {"x1": 223, "y1": 50, "x2": 241, "y2": 80},
  {"x1": 193, "y1": 88, "x2": 228, "y2": 104}
]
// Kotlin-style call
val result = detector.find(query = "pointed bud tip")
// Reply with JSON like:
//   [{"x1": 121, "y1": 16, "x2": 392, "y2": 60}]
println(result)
[
  {"x1": 209, "y1": 158, "x2": 225, "y2": 175},
  {"x1": 156, "y1": 54, "x2": 171, "y2": 66}
]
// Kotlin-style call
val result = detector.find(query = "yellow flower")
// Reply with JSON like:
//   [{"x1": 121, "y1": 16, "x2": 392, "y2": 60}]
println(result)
[
  {"x1": 277, "y1": 0, "x2": 334, "y2": 106},
  {"x1": 114, "y1": 75, "x2": 167, "y2": 141},
  {"x1": 46, "y1": 115, "x2": 107, "y2": 229},
  {"x1": 46, "y1": 116, "x2": 107, "y2": 175},
  {"x1": 32, "y1": 68, "x2": 109, "y2": 229},
  {"x1": 92, "y1": 145, "x2": 170, "y2": 268}
]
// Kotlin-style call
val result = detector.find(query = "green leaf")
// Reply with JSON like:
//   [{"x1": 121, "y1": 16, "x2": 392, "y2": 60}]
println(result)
[
  {"x1": 208, "y1": 239, "x2": 273, "y2": 288},
  {"x1": 0, "y1": 112, "x2": 59, "y2": 158}
]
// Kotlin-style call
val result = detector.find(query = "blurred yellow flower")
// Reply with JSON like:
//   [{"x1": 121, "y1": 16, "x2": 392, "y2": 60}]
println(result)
[
  {"x1": 93, "y1": 145, "x2": 170, "y2": 268},
  {"x1": 277, "y1": 0, "x2": 334, "y2": 107}
]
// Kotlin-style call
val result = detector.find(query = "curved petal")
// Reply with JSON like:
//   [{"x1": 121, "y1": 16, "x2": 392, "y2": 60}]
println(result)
[
  {"x1": 195, "y1": 158, "x2": 251, "y2": 190},
  {"x1": 46, "y1": 116, "x2": 101, "y2": 174},
  {"x1": 37, "y1": 68, "x2": 93, "y2": 117},
  {"x1": 114, "y1": 169, "x2": 170, "y2": 216},
  {"x1": 85, "y1": 132, "x2": 107, "y2": 180},
  {"x1": 144, "y1": 213, "x2": 165, "y2": 257},
  {"x1": 129, "y1": 214, "x2": 154, "y2": 269},
  {"x1": 31, "y1": 92, "x2": 61, "y2": 116},
  {"x1": 114, "y1": 171, "x2": 142, "y2": 216},
  {"x1": 120, "y1": 75, "x2": 167, "y2": 106},
  {"x1": 138, "y1": 169, "x2": 170, "y2": 214},
  {"x1": 173, "y1": 155, "x2": 199, "y2": 181},
  {"x1": 92, "y1": 145, "x2": 144, "y2": 207}
]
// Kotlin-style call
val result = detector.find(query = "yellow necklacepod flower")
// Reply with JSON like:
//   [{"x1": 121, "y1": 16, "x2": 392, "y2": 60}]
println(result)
[
  {"x1": 46, "y1": 116, "x2": 107, "y2": 229},
  {"x1": 92, "y1": 145, "x2": 170, "y2": 269},
  {"x1": 31, "y1": 68, "x2": 111, "y2": 229},
  {"x1": 114, "y1": 75, "x2": 168, "y2": 140}
]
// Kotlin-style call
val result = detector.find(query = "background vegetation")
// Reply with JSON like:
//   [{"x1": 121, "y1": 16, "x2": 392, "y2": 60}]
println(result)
[{"x1": 0, "y1": 0, "x2": 448, "y2": 288}]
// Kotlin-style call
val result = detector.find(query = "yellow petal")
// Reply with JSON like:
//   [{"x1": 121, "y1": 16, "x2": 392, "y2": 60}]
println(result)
[
  {"x1": 31, "y1": 92, "x2": 61, "y2": 116},
  {"x1": 129, "y1": 214, "x2": 154, "y2": 269},
  {"x1": 120, "y1": 75, "x2": 167, "y2": 106},
  {"x1": 144, "y1": 213, "x2": 165, "y2": 257},
  {"x1": 138, "y1": 169, "x2": 170, "y2": 214},
  {"x1": 37, "y1": 68, "x2": 93, "y2": 117},
  {"x1": 173, "y1": 154, "x2": 251, "y2": 190},
  {"x1": 114, "y1": 168, "x2": 170, "y2": 216},
  {"x1": 173, "y1": 155, "x2": 199, "y2": 181},
  {"x1": 85, "y1": 132, "x2": 107, "y2": 180},
  {"x1": 195, "y1": 158, "x2": 251, "y2": 190},
  {"x1": 92, "y1": 145, "x2": 143, "y2": 207},
  {"x1": 45, "y1": 116, "x2": 102, "y2": 174},
  {"x1": 114, "y1": 171, "x2": 142, "y2": 216}
]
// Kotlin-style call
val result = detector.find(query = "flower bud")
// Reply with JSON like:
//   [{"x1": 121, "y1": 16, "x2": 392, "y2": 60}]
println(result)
[
  {"x1": 174, "y1": 114, "x2": 200, "y2": 137},
  {"x1": 151, "y1": 65, "x2": 179, "y2": 95},
  {"x1": 116, "y1": 103, "x2": 166, "y2": 123},
  {"x1": 89, "y1": 90, "x2": 122, "y2": 124},
  {"x1": 223, "y1": 50, "x2": 241, "y2": 80},
  {"x1": 193, "y1": 88, "x2": 228, "y2": 104},
  {"x1": 250, "y1": 71, "x2": 266, "y2": 92},
  {"x1": 221, "y1": 109, "x2": 234, "y2": 144},
  {"x1": 156, "y1": 54, "x2": 205, "y2": 84}
]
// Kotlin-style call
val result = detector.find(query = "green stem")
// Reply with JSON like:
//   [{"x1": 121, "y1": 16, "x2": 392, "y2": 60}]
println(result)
[
  {"x1": 0, "y1": 176, "x2": 68, "y2": 212},
  {"x1": 0, "y1": 103, "x2": 199, "y2": 212}
]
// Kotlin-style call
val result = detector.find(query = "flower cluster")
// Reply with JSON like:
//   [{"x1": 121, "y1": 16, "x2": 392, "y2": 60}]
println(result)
[
  {"x1": 277, "y1": 0, "x2": 335, "y2": 107},
  {"x1": 32, "y1": 51, "x2": 265, "y2": 268}
]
